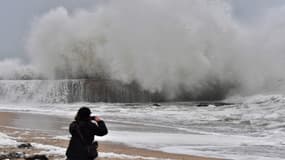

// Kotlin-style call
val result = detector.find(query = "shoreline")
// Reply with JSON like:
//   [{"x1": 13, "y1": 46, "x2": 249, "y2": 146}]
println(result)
[{"x1": 0, "y1": 111, "x2": 224, "y2": 160}]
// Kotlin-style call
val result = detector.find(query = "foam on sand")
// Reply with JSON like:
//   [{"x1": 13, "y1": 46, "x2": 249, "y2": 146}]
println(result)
[{"x1": 0, "y1": 132, "x2": 18, "y2": 146}]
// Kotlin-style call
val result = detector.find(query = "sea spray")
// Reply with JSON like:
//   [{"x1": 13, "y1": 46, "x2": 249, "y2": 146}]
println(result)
[
  {"x1": 1, "y1": 0, "x2": 285, "y2": 100},
  {"x1": 0, "y1": 59, "x2": 42, "y2": 80},
  {"x1": 0, "y1": 80, "x2": 84, "y2": 103},
  {"x1": 26, "y1": 0, "x2": 241, "y2": 98}
]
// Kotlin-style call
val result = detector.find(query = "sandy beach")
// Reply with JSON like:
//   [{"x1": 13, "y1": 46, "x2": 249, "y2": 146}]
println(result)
[{"x1": 0, "y1": 111, "x2": 224, "y2": 160}]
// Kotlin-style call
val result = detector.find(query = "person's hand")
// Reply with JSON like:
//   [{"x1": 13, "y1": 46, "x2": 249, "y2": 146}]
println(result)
[{"x1": 94, "y1": 116, "x2": 102, "y2": 122}]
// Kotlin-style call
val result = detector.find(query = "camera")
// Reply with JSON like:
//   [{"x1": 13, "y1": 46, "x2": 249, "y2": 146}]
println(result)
[{"x1": 90, "y1": 116, "x2": 97, "y2": 120}]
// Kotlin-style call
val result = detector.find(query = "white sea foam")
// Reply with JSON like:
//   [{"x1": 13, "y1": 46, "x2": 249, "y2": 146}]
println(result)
[
  {"x1": 33, "y1": 142, "x2": 172, "y2": 160},
  {"x1": 0, "y1": 132, "x2": 18, "y2": 146},
  {"x1": 52, "y1": 135, "x2": 70, "y2": 140},
  {"x1": 32, "y1": 143, "x2": 66, "y2": 156},
  {"x1": 100, "y1": 152, "x2": 173, "y2": 160},
  {"x1": 0, "y1": 94, "x2": 285, "y2": 159}
]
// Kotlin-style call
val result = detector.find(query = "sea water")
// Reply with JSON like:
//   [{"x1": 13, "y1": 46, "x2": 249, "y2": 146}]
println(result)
[{"x1": 0, "y1": 94, "x2": 284, "y2": 160}]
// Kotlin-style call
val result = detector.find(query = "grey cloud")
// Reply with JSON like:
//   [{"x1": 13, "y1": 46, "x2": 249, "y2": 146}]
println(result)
[{"x1": 0, "y1": 0, "x2": 97, "y2": 60}]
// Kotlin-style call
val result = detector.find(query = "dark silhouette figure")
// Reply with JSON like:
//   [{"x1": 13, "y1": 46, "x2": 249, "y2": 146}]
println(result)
[{"x1": 66, "y1": 107, "x2": 108, "y2": 160}]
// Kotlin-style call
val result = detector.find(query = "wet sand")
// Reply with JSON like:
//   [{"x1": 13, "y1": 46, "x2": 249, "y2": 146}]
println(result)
[{"x1": 0, "y1": 111, "x2": 224, "y2": 160}]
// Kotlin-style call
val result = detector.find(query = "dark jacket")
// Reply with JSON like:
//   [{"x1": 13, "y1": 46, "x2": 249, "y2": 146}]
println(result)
[{"x1": 66, "y1": 120, "x2": 108, "y2": 160}]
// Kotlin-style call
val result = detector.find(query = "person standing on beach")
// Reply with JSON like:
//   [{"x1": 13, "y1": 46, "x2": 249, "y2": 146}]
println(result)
[{"x1": 66, "y1": 107, "x2": 108, "y2": 160}]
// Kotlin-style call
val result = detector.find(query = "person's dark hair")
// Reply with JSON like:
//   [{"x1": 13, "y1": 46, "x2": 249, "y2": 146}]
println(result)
[{"x1": 75, "y1": 107, "x2": 91, "y2": 121}]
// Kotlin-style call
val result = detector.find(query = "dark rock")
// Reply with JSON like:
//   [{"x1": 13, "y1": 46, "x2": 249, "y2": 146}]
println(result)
[
  {"x1": 240, "y1": 120, "x2": 251, "y2": 125},
  {"x1": 25, "y1": 155, "x2": 48, "y2": 160},
  {"x1": 9, "y1": 152, "x2": 24, "y2": 158},
  {"x1": 224, "y1": 117, "x2": 238, "y2": 122},
  {"x1": 152, "y1": 103, "x2": 161, "y2": 106},
  {"x1": 18, "y1": 143, "x2": 33, "y2": 149},
  {"x1": 196, "y1": 102, "x2": 235, "y2": 107},
  {"x1": 0, "y1": 154, "x2": 6, "y2": 160},
  {"x1": 0, "y1": 152, "x2": 25, "y2": 160}
]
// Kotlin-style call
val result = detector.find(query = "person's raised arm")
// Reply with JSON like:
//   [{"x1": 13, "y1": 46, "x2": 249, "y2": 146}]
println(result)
[{"x1": 91, "y1": 116, "x2": 108, "y2": 136}]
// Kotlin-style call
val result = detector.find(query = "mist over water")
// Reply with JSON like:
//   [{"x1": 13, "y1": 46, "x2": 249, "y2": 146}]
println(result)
[
  {"x1": 3, "y1": 0, "x2": 285, "y2": 99},
  {"x1": 0, "y1": 59, "x2": 41, "y2": 80}
]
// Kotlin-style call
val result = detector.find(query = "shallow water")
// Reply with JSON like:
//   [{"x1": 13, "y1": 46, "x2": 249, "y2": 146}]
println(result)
[{"x1": 0, "y1": 94, "x2": 285, "y2": 160}]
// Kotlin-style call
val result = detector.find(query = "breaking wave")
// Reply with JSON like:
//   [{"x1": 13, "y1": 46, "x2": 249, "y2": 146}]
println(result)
[{"x1": 2, "y1": 0, "x2": 285, "y2": 100}]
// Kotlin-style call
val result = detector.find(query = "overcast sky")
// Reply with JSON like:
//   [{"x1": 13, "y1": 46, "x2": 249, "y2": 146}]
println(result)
[
  {"x1": 231, "y1": 0, "x2": 285, "y2": 21},
  {"x1": 0, "y1": 0, "x2": 96, "y2": 60},
  {"x1": 0, "y1": 0, "x2": 285, "y2": 60}
]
